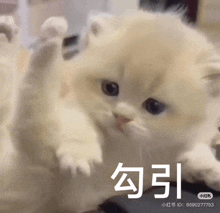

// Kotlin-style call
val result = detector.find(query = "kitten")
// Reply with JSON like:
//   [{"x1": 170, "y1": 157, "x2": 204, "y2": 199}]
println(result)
[
  {"x1": 0, "y1": 16, "x2": 103, "y2": 213},
  {"x1": 0, "y1": 16, "x2": 59, "y2": 213},
  {"x1": 6, "y1": 11, "x2": 220, "y2": 213},
  {"x1": 57, "y1": 11, "x2": 220, "y2": 212},
  {"x1": 0, "y1": 15, "x2": 20, "y2": 158}
]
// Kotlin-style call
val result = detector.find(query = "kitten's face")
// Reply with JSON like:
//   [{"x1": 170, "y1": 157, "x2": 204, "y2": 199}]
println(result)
[{"x1": 72, "y1": 12, "x2": 215, "y2": 149}]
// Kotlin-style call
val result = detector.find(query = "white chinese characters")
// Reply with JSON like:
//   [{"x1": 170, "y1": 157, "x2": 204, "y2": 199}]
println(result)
[
  {"x1": 112, "y1": 163, "x2": 182, "y2": 199},
  {"x1": 152, "y1": 163, "x2": 181, "y2": 199},
  {"x1": 111, "y1": 163, "x2": 144, "y2": 199}
]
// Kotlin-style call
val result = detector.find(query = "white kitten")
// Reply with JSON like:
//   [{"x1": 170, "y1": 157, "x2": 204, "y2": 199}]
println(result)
[
  {"x1": 0, "y1": 15, "x2": 21, "y2": 162},
  {"x1": 11, "y1": 16, "x2": 102, "y2": 173},
  {"x1": 58, "y1": 11, "x2": 220, "y2": 212},
  {"x1": 0, "y1": 16, "x2": 49, "y2": 213},
  {"x1": 0, "y1": 16, "x2": 19, "y2": 134},
  {"x1": 0, "y1": 16, "x2": 102, "y2": 213},
  {"x1": 4, "y1": 11, "x2": 220, "y2": 213}
]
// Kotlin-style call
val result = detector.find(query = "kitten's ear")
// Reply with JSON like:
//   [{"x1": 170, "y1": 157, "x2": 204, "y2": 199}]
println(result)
[
  {"x1": 81, "y1": 12, "x2": 117, "y2": 49},
  {"x1": 202, "y1": 54, "x2": 220, "y2": 97}
]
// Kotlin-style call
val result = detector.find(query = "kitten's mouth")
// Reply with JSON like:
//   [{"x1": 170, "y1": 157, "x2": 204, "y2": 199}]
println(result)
[{"x1": 115, "y1": 116, "x2": 131, "y2": 132}]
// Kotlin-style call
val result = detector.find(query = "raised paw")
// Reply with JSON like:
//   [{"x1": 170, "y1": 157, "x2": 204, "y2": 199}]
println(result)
[
  {"x1": 57, "y1": 152, "x2": 92, "y2": 176},
  {"x1": 0, "y1": 16, "x2": 18, "y2": 43},
  {"x1": 56, "y1": 141, "x2": 102, "y2": 176},
  {"x1": 40, "y1": 17, "x2": 68, "y2": 41},
  {"x1": 180, "y1": 153, "x2": 220, "y2": 191}
]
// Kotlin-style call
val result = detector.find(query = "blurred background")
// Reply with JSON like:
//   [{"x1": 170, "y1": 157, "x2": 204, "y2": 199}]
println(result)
[{"x1": 0, "y1": 0, "x2": 218, "y2": 59}]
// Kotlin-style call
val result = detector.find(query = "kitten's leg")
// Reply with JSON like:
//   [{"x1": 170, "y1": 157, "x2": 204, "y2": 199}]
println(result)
[
  {"x1": 57, "y1": 107, "x2": 103, "y2": 175},
  {"x1": 0, "y1": 16, "x2": 59, "y2": 213},
  {"x1": 0, "y1": 16, "x2": 20, "y2": 156},
  {"x1": 0, "y1": 16, "x2": 19, "y2": 127},
  {"x1": 179, "y1": 143, "x2": 220, "y2": 190},
  {"x1": 11, "y1": 16, "x2": 102, "y2": 176},
  {"x1": 11, "y1": 17, "x2": 68, "y2": 165}
]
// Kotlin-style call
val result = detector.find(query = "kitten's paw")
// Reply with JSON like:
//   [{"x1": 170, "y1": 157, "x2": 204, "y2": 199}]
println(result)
[
  {"x1": 40, "y1": 17, "x2": 68, "y2": 40},
  {"x1": 0, "y1": 16, "x2": 18, "y2": 43},
  {"x1": 56, "y1": 142, "x2": 102, "y2": 176},
  {"x1": 180, "y1": 154, "x2": 220, "y2": 191},
  {"x1": 57, "y1": 153, "x2": 92, "y2": 176}
]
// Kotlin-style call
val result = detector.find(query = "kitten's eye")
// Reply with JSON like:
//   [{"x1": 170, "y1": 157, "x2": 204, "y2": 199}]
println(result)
[
  {"x1": 102, "y1": 80, "x2": 119, "y2": 96},
  {"x1": 143, "y1": 98, "x2": 165, "y2": 115}
]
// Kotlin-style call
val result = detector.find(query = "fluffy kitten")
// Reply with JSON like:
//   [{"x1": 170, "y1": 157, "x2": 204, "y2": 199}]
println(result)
[
  {"x1": 5, "y1": 11, "x2": 220, "y2": 213},
  {"x1": 0, "y1": 16, "x2": 102, "y2": 213},
  {"x1": 58, "y1": 11, "x2": 220, "y2": 212},
  {"x1": 0, "y1": 16, "x2": 60, "y2": 213},
  {"x1": 0, "y1": 15, "x2": 21, "y2": 163}
]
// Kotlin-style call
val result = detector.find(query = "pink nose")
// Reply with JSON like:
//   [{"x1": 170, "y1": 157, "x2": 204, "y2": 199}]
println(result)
[{"x1": 115, "y1": 115, "x2": 131, "y2": 132}]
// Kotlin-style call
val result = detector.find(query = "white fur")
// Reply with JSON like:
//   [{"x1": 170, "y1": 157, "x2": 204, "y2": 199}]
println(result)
[
  {"x1": 2, "y1": 11, "x2": 220, "y2": 213},
  {"x1": 0, "y1": 16, "x2": 20, "y2": 155},
  {"x1": 0, "y1": 17, "x2": 102, "y2": 212},
  {"x1": 0, "y1": 16, "x2": 58, "y2": 213},
  {"x1": 59, "y1": 11, "x2": 220, "y2": 212}
]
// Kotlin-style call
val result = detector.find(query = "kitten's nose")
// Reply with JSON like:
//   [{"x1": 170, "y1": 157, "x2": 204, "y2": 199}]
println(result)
[
  {"x1": 113, "y1": 103, "x2": 135, "y2": 132},
  {"x1": 113, "y1": 113, "x2": 132, "y2": 132}
]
